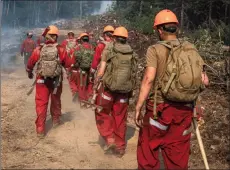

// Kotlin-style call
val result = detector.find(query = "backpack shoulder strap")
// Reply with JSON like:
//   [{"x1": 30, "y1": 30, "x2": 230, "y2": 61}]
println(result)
[{"x1": 105, "y1": 43, "x2": 116, "y2": 61}]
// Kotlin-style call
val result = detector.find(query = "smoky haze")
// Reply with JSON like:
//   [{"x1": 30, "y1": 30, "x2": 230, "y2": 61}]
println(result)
[{"x1": 0, "y1": 1, "x2": 112, "y2": 71}]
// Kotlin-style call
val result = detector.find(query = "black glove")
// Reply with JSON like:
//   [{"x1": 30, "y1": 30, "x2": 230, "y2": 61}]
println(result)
[
  {"x1": 28, "y1": 72, "x2": 34, "y2": 79},
  {"x1": 21, "y1": 52, "x2": 23, "y2": 56}
]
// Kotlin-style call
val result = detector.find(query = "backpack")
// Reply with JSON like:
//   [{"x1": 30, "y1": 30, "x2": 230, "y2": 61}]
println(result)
[
  {"x1": 155, "y1": 40, "x2": 205, "y2": 103},
  {"x1": 66, "y1": 39, "x2": 76, "y2": 52},
  {"x1": 103, "y1": 43, "x2": 138, "y2": 93},
  {"x1": 37, "y1": 43, "x2": 62, "y2": 78},
  {"x1": 75, "y1": 44, "x2": 94, "y2": 71}
]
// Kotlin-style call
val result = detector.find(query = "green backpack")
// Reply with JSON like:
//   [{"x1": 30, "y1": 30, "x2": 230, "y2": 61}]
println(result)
[
  {"x1": 75, "y1": 44, "x2": 94, "y2": 71},
  {"x1": 103, "y1": 43, "x2": 138, "y2": 93}
]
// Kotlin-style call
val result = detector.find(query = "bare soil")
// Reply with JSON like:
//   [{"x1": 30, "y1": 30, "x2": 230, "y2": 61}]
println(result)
[{"x1": 1, "y1": 61, "x2": 138, "y2": 169}]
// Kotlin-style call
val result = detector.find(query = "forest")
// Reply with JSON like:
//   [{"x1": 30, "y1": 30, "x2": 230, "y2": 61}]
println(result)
[
  {"x1": 2, "y1": 0, "x2": 230, "y2": 44},
  {"x1": 113, "y1": 0, "x2": 230, "y2": 44},
  {"x1": 1, "y1": 1, "x2": 102, "y2": 28}
]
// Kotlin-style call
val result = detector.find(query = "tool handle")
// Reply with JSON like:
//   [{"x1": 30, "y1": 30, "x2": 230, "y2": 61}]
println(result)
[
  {"x1": 192, "y1": 118, "x2": 209, "y2": 169},
  {"x1": 53, "y1": 88, "x2": 57, "y2": 94}
]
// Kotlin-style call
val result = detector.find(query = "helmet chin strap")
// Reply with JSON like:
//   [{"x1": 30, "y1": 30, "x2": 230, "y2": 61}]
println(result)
[{"x1": 45, "y1": 34, "x2": 56, "y2": 42}]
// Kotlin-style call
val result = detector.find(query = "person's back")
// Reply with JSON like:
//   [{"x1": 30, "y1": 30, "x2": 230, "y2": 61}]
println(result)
[
  {"x1": 94, "y1": 26, "x2": 137, "y2": 157},
  {"x1": 26, "y1": 25, "x2": 72, "y2": 138},
  {"x1": 72, "y1": 33, "x2": 94, "y2": 104},
  {"x1": 61, "y1": 31, "x2": 77, "y2": 53},
  {"x1": 135, "y1": 9, "x2": 209, "y2": 170}
]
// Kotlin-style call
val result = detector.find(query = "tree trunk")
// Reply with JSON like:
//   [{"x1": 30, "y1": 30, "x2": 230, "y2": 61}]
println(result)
[
  {"x1": 80, "y1": 1, "x2": 82, "y2": 19},
  {"x1": 57, "y1": 1, "x2": 63, "y2": 18},
  {"x1": 0, "y1": 0, "x2": 3, "y2": 62},
  {"x1": 224, "y1": 3, "x2": 228, "y2": 24},
  {"x1": 208, "y1": 0, "x2": 213, "y2": 28},
  {"x1": 6, "y1": 1, "x2": 10, "y2": 16},
  {"x1": 13, "y1": 0, "x2": 15, "y2": 15},
  {"x1": 33, "y1": 0, "x2": 36, "y2": 26},
  {"x1": 37, "y1": 1, "x2": 40, "y2": 24},
  {"x1": 138, "y1": 0, "x2": 143, "y2": 17},
  {"x1": 180, "y1": 0, "x2": 184, "y2": 31}
]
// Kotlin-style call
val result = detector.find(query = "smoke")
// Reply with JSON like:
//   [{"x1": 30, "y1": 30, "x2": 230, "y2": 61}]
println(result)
[{"x1": 92, "y1": 1, "x2": 113, "y2": 15}]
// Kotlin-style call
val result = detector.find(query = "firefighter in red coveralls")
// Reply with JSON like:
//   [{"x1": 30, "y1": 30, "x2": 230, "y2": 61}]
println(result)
[
  {"x1": 20, "y1": 32, "x2": 36, "y2": 68},
  {"x1": 66, "y1": 36, "x2": 82, "y2": 99},
  {"x1": 70, "y1": 33, "x2": 94, "y2": 104},
  {"x1": 135, "y1": 10, "x2": 209, "y2": 169},
  {"x1": 26, "y1": 25, "x2": 72, "y2": 138},
  {"x1": 94, "y1": 26, "x2": 133, "y2": 158},
  {"x1": 61, "y1": 31, "x2": 77, "y2": 53},
  {"x1": 88, "y1": 25, "x2": 114, "y2": 100}
]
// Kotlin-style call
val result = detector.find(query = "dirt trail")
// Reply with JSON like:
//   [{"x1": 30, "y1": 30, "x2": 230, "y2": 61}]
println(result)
[{"x1": 1, "y1": 58, "x2": 138, "y2": 169}]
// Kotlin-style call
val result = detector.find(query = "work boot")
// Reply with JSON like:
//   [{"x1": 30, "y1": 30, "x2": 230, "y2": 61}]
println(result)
[
  {"x1": 52, "y1": 120, "x2": 62, "y2": 128},
  {"x1": 37, "y1": 132, "x2": 45, "y2": 139},
  {"x1": 114, "y1": 149, "x2": 125, "y2": 158},
  {"x1": 72, "y1": 92, "x2": 79, "y2": 103},
  {"x1": 80, "y1": 102, "x2": 87, "y2": 109},
  {"x1": 103, "y1": 143, "x2": 116, "y2": 154}
]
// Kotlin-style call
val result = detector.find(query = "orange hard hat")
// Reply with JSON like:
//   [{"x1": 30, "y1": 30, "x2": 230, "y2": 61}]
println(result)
[
  {"x1": 153, "y1": 9, "x2": 179, "y2": 28},
  {"x1": 79, "y1": 32, "x2": 89, "y2": 39},
  {"x1": 113, "y1": 26, "x2": 128, "y2": 38},
  {"x1": 47, "y1": 25, "x2": 59, "y2": 35},
  {"x1": 103, "y1": 25, "x2": 115, "y2": 33}
]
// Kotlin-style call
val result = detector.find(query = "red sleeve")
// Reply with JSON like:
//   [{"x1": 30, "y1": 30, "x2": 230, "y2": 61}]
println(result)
[
  {"x1": 61, "y1": 40, "x2": 67, "y2": 48},
  {"x1": 26, "y1": 47, "x2": 40, "y2": 72},
  {"x1": 21, "y1": 40, "x2": 26, "y2": 53},
  {"x1": 91, "y1": 43, "x2": 105, "y2": 70},
  {"x1": 58, "y1": 46, "x2": 72, "y2": 68}
]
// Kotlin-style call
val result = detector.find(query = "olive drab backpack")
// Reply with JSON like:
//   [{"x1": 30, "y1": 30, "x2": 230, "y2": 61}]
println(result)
[
  {"x1": 37, "y1": 43, "x2": 62, "y2": 78},
  {"x1": 155, "y1": 40, "x2": 205, "y2": 103},
  {"x1": 75, "y1": 44, "x2": 94, "y2": 71},
  {"x1": 66, "y1": 39, "x2": 76, "y2": 52},
  {"x1": 103, "y1": 43, "x2": 138, "y2": 93}
]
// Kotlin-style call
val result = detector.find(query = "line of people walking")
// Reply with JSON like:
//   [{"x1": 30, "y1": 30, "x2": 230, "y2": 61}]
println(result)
[{"x1": 23, "y1": 9, "x2": 209, "y2": 169}]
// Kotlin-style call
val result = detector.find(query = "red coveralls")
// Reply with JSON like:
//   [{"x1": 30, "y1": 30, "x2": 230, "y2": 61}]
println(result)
[
  {"x1": 61, "y1": 38, "x2": 78, "y2": 96},
  {"x1": 67, "y1": 48, "x2": 80, "y2": 96},
  {"x1": 137, "y1": 101, "x2": 193, "y2": 169},
  {"x1": 94, "y1": 42, "x2": 129, "y2": 152},
  {"x1": 95, "y1": 86, "x2": 129, "y2": 152},
  {"x1": 61, "y1": 38, "x2": 77, "y2": 48},
  {"x1": 73, "y1": 42, "x2": 94, "y2": 101},
  {"x1": 88, "y1": 41, "x2": 111, "y2": 99},
  {"x1": 21, "y1": 38, "x2": 36, "y2": 65},
  {"x1": 27, "y1": 41, "x2": 72, "y2": 134}
]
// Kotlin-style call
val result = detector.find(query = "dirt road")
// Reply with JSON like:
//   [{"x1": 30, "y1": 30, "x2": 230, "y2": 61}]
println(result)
[{"x1": 1, "y1": 62, "x2": 138, "y2": 169}]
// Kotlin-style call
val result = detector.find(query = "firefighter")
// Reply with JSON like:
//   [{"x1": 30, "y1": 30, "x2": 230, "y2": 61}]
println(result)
[
  {"x1": 20, "y1": 32, "x2": 36, "y2": 68},
  {"x1": 88, "y1": 25, "x2": 114, "y2": 101},
  {"x1": 94, "y1": 26, "x2": 137, "y2": 158},
  {"x1": 26, "y1": 25, "x2": 72, "y2": 138},
  {"x1": 71, "y1": 33, "x2": 94, "y2": 104},
  {"x1": 61, "y1": 31, "x2": 77, "y2": 54},
  {"x1": 135, "y1": 9, "x2": 209, "y2": 169}
]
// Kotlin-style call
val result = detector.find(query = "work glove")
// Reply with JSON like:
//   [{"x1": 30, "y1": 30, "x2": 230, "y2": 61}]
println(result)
[
  {"x1": 89, "y1": 72, "x2": 94, "y2": 83},
  {"x1": 94, "y1": 76, "x2": 102, "y2": 89},
  {"x1": 28, "y1": 72, "x2": 34, "y2": 79},
  {"x1": 195, "y1": 105, "x2": 205, "y2": 126},
  {"x1": 21, "y1": 52, "x2": 23, "y2": 57}
]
